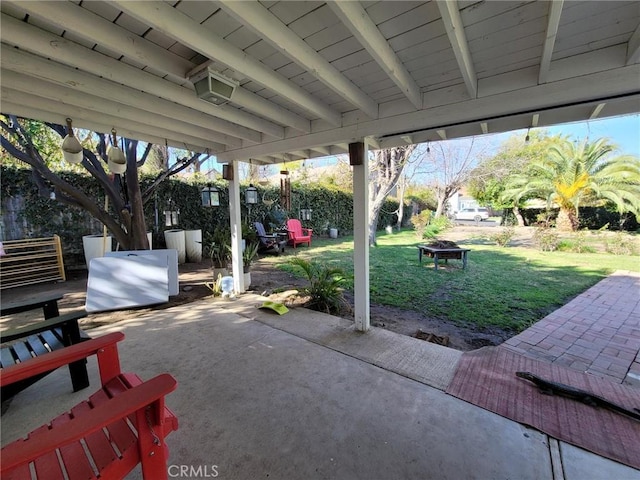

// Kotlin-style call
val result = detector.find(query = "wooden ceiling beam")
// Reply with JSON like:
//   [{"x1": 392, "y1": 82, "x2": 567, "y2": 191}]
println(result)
[
  {"x1": 0, "y1": 47, "x2": 246, "y2": 147},
  {"x1": 219, "y1": 0, "x2": 378, "y2": 119},
  {"x1": 627, "y1": 23, "x2": 640, "y2": 65},
  {"x1": 538, "y1": 0, "x2": 564, "y2": 84},
  {"x1": 437, "y1": 1, "x2": 477, "y2": 99},
  {"x1": 0, "y1": 15, "x2": 279, "y2": 140},
  {"x1": 114, "y1": 0, "x2": 342, "y2": 126},
  {"x1": 328, "y1": 1, "x2": 422, "y2": 110}
]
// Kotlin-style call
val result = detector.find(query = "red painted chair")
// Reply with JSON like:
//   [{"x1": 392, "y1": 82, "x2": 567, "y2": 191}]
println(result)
[
  {"x1": 1, "y1": 332, "x2": 178, "y2": 480},
  {"x1": 286, "y1": 219, "x2": 312, "y2": 248}
]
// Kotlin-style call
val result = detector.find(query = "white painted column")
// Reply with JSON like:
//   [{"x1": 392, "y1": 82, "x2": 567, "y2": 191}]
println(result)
[
  {"x1": 351, "y1": 141, "x2": 370, "y2": 332},
  {"x1": 228, "y1": 160, "x2": 245, "y2": 293}
]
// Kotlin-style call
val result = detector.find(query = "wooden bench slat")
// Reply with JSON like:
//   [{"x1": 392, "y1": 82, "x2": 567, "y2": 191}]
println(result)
[
  {"x1": 24, "y1": 335, "x2": 49, "y2": 357},
  {"x1": 31, "y1": 425, "x2": 65, "y2": 480},
  {"x1": 51, "y1": 412, "x2": 97, "y2": 480},
  {"x1": 11, "y1": 341, "x2": 34, "y2": 363},
  {"x1": 71, "y1": 401, "x2": 119, "y2": 472},
  {"x1": 1, "y1": 462, "x2": 31, "y2": 480},
  {"x1": 39, "y1": 330, "x2": 65, "y2": 352},
  {"x1": 89, "y1": 382, "x2": 138, "y2": 454},
  {"x1": 1, "y1": 347, "x2": 16, "y2": 368}
]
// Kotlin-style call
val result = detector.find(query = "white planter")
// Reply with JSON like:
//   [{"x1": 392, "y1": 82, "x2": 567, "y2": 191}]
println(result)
[
  {"x1": 185, "y1": 229, "x2": 202, "y2": 263},
  {"x1": 329, "y1": 228, "x2": 338, "y2": 239},
  {"x1": 147, "y1": 231, "x2": 153, "y2": 250},
  {"x1": 82, "y1": 234, "x2": 112, "y2": 271},
  {"x1": 164, "y1": 229, "x2": 186, "y2": 264},
  {"x1": 243, "y1": 271, "x2": 251, "y2": 289}
]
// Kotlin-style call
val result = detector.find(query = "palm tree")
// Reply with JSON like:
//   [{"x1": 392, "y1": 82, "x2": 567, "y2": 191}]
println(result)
[{"x1": 502, "y1": 138, "x2": 640, "y2": 230}]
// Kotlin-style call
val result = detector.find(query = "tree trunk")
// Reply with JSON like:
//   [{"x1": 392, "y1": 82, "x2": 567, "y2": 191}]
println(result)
[
  {"x1": 557, "y1": 208, "x2": 578, "y2": 231},
  {"x1": 395, "y1": 173, "x2": 406, "y2": 230},
  {"x1": 125, "y1": 140, "x2": 149, "y2": 250},
  {"x1": 512, "y1": 206, "x2": 526, "y2": 227}
]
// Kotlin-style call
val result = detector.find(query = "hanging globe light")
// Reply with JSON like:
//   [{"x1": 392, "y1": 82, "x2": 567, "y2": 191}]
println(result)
[
  {"x1": 107, "y1": 128, "x2": 126, "y2": 174},
  {"x1": 61, "y1": 118, "x2": 83, "y2": 164}
]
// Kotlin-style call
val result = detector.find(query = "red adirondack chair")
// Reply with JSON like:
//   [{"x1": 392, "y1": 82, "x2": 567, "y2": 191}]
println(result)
[
  {"x1": 1, "y1": 332, "x2": 178, "y2": 480},
  {"x1": 286, "y1": 219, "x2": 312, "y2": 248}
]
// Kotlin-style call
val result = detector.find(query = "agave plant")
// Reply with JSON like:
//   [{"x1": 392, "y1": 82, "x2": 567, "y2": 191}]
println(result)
[{"x1": 288, "y1": 257, "x2": 348, "y2": 315}]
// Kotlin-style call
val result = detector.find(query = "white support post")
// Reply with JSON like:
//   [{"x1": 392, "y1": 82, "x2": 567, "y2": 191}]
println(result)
[
  {"x1": 228, "y1": 160, "x2": 245, "y2": 293},
  {"x1": 351, "y1": 140, "x2": 370, "y2": 332}
]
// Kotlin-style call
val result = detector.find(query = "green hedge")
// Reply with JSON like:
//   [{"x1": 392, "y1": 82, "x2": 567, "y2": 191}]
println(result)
[
  {"x1": 1, "y1": 166, "x2": 412, "y2": 267},
  {"x1": 502, "y1": 206, "x2": 638, "y2": 231}
]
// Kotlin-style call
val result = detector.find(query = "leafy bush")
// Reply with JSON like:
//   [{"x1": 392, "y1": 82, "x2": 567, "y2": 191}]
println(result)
[
  {"x1": 605, "y1": 232, "x2": 638, "y2": 256},
  {"x1": 411, "y1": 210, "x2": 432, "y2": 238},
  {"x1": 289, "y1": 257, "x2": 348, "y2": 314},
  {"x1": 557, "y1": 230, "x2": 596, "y2": 253},
  {"x1": 424, "y1": 216, "x2": 452, "y2": 238},
  {"x1": 489, "y1": 227, "x2": 515, "y2": 247},
  {"x1": 533, "y1": 226, "x2": 559, "y2": 251}
]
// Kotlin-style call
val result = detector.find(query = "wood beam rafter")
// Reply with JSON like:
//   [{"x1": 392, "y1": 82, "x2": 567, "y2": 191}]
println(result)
[
  {"x1": 0, "y1": 15, "x2": 277, "y2": 141},
  {"x1": 0, "y1": 46, "x2": 248, "y2": 147},
  {"x1": 538, "y1": 0, "x2": 564, "y2": 84},
  {"x1": 328, "y1": 1, "x2": 422, "y2": 110},
  {"x1": 219, "y1": 0, "x2": 378, "y2": 119},
  {"x1": 589, "y1": 103, "x2": 606, "y2": 119},
  {"x1": 1, "y1": 70, "x2": 227, "y2": 152},
  {"x1": 113, "y1": 0, "x2": 342, "y2": 126},
  {"x1": 627, "y1": 23, "x2": 640, "y2": 65},
  {"x1": 7, "y1": 1, "x2": 312, "y2": 133},
  {"x1": 437, "y1": 1, "x2": 477, "y2": 99}
]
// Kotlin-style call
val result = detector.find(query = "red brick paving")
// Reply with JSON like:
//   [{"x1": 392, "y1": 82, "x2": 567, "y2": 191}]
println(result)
[{"x1": 501, "y1": 271, "x2": 640, "y2": 386}]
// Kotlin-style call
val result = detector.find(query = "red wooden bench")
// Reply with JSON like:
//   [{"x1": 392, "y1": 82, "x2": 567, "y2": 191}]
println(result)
[{"x1": 1, "y1": 332, "x2": 179, "y2": 480}]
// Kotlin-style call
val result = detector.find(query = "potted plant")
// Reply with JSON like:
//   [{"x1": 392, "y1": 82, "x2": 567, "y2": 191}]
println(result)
[
  {"x1": 203, "y1": 230, "x2": 231, "y2": 277},
  {"x1": 242, "y1": 241, "x2": 259, "y2": 288}
]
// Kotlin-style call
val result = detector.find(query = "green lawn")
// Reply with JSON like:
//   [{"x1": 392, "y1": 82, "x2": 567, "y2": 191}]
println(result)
[{"x1": 259, "y1": 229, "x2": 640, "y2": 332}]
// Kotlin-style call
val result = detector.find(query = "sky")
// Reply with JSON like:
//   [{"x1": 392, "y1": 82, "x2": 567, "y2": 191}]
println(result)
[
  {"x1": 499, "y1": 113, "x2": 640, "y2": 157},
  {"x1": 212, "y1": 112, "x2": 640, "y2": 178}
]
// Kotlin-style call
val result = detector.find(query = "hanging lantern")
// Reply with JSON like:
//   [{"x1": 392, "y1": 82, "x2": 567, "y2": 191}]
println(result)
[
  {"x1": 201, "y1": 185, "x2": 220, "y2": 207},
  {"x1": 245, "y1": 184, "x2": 258, "y2": 205},
  {"x1": 300, "y1": 208, "x2": 312, "y2": 221},
  {"x1": 107, "y1": 128, "x2": 126, "y2": 174},
  {"x1": 164, "y1": 198, "x2": 179, "y2": 227},
  {"x1": 61, "y1": 118, "x2": 83, "y2": 164}
]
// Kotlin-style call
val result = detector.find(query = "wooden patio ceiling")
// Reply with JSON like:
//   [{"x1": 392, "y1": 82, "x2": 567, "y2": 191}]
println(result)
[{"x1": 1, "y1": 1, "x2": 639, "y2": 164}]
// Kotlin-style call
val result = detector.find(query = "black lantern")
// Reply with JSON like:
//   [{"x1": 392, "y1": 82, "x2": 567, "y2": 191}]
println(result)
[
  {"x1": 201, "y1": 185, "x2": 220, "y2": 207},
  {"x1": 300, "y1": 208, "x2": 312, "y2": 221},
  {"x1": 164, "y1": 198, "x2": 179, "y2": 227},
  {"x1": 245, "y1": 184, "x2": 258, "y2": 205}
]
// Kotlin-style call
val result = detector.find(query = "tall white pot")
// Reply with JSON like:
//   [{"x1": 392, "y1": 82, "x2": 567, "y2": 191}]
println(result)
[
  {"x1": 185, "y1": 229, "x2": 202, "y2": 263},
  {"x1": 164, "y1": 229, "x2": 186, "y2": 264},
  {"x1": 82, "y1": 234, "x2": 112, "y2": 271}
]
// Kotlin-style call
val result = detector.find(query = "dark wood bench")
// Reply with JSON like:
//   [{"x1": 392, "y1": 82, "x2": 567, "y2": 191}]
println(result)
[
  {"x1": 417, "y1": 245, "x2": 471, "y2": 270},
  {"x1": 1, "y1": 332, "x2": 179, "y2": 480},
  {"x1": 1, "y1": 293, "x2": 90, "y2": 400}
]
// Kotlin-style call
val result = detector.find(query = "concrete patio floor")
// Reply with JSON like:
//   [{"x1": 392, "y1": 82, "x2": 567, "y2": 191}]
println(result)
[{"x1": 2, "y1": 294, "x2": 638, "y2": 480}]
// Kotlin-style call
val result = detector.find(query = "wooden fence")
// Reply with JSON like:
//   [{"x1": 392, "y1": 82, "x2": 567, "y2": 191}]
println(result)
[{"x1": 0, "y1": 236, "x2": 66, "y2": 289}]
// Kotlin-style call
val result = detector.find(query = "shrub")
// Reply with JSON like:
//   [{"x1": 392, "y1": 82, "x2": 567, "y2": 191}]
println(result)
[
  {"x1": 605, "y1": 231, "x2": 638, "y2": 256},
  {"x1": 411, "y1": 210, "x2": 432, "y2": 239},
  {"x1": 289, "y1": 257, "x2": 348, "y2": 314},
  {"x1": 489, "y1": 227, "x2": 515, "y2": 247},
  {"x1": 533, "y1": 226, "x2": 559, "y2": 251},
  {"x1": 557, "y1": 229, "x2": 597, "y2": 253},
  {"x1": 424, "y1": 216, "x2": 452, "y2": 239}
]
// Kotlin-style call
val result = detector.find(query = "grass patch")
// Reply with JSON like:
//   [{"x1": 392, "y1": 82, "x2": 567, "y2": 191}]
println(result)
[{"x1": 260, "y1": 229, "x2": 639, "y2": 332}]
